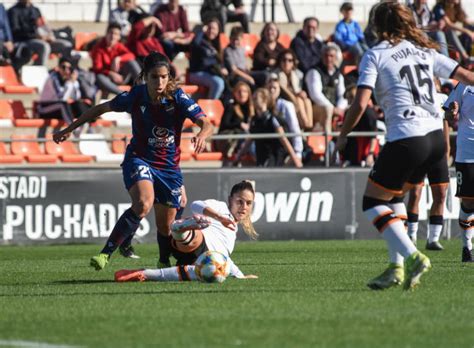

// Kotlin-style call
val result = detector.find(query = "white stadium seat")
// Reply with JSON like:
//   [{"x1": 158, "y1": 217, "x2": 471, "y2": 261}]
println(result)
[
  {"x1": 79, "y1": 133, "x2": 124, "y2": 163},
  {"x1": 21, "y1": 66, "x2": 50, "y2": 93}
]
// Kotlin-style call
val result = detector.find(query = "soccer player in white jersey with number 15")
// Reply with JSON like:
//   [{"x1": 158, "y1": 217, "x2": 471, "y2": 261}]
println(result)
[{"x1": 335, "y1": 2, "x2": 474, "y2": 291}]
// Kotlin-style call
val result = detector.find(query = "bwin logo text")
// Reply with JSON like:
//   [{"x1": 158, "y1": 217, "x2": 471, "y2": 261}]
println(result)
[{"x1": 251, "y1": 177, "x2": 333, "y2": 223}]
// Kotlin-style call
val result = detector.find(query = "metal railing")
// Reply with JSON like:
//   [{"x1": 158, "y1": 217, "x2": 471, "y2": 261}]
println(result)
[{"x1": 0, "y1": 130, "x2": 457, "y2": 167}]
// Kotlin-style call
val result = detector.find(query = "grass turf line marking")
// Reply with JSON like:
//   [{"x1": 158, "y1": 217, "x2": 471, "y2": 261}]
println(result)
[{"x1": 0, "y1": 340, "x2": 83, "y2": 348}]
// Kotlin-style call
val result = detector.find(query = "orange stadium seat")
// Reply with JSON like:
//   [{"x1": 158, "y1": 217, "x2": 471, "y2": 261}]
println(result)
[
  {"x1": 11, "y1": 135, "x2": 57, "y2": 163},
  {"x1": 0, "y1": 66, "x2": 36, "y2": 94},
  {"x1": 219, "y1": 33, "x2": 230, "y2": 49},
  {"x1": 0, "y1": 142, "x2": 23, "y2": 163},
  {"x1": 242, "y1": 33, "x2": 259, "y2": 57},
  {"x1": 342, "y1": 65, "x2": 357, "y2": 75},
  {"x1": 0, "y1": 100, "x2": 45, "y2": 127},
  {"x1": 112, "y1": 133, "x2": 131, "y2": 154},
  {"x1": 307, "y1": 135, "x2": 327, "y2": 159},
  {"x1": 278, "y1": 34, "x2": 292, "y2": 48},
  {"x1": 194, "y1": 150, "x2": 223, "y2": 161},
  {"x1": 180, "y1": 132, "x2": 194, "y2": 161},
  {"x1": 181, "y1": 84, "x2": 199, "y2": 95},
  {"x1": 342, "y1": 51, "x2": 355, "y2": 64},
  {"x1": 197, "y1": 99, "x2": 224, "y2": 126},
  {"x1": 0, "y1": 99, "x2": 14, "y2": 120},
  {"x1": 75, "y1": 32, "x2": 98, "y2": 51},
  {"x1": 45, "y1": 136, "x2": 93, "y2": 163}
]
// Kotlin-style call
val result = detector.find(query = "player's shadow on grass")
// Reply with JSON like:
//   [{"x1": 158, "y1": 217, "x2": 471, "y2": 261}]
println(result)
[{"x1": 52, "y1": 279, "x2": 116, "y2": 285}]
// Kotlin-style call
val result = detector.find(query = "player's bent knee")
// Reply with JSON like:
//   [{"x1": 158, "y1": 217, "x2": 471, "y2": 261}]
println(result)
[{"x1": 173, "y1": 229, "x2": 204, "y2": 253}]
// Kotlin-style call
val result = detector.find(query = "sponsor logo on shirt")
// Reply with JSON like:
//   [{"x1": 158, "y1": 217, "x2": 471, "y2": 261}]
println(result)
[{"x1": 148, "y1": 126, "x2": 175, "y2": 148}]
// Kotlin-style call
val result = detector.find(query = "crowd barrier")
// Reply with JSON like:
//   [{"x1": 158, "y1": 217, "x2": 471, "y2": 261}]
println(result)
[{"x1": 0, "y1": 167, "x2": 460, "y2": 245}]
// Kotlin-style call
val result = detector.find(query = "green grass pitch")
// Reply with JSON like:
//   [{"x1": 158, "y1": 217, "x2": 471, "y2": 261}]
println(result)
[{"x1": 1, "y1": 240, "x2": 474, "y2": 348}]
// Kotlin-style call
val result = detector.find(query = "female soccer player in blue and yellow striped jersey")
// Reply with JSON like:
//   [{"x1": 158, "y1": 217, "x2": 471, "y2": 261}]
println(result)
[{"x1": 53, "y1": 51, "x2": 214, "y2": 270}]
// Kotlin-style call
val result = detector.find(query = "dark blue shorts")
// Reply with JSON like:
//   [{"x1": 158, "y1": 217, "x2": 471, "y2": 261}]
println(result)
[{"x1": 122, "y1": 157, "x2": 183, "y2": 208}]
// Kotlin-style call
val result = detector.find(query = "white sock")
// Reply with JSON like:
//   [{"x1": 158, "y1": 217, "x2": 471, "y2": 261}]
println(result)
[
  {"x1": 364, "y1": 204, "x2": 411, "y2": 264},
  {"x1": 462, "y1": 230, "x2": 474, "y2": 250},
  {"x1": 143, "y1": 266, "x2": 199, "y2": 282},
  {"x1": 427, "y1": 215, "x2": 444, "y2": 243},
  {"x1": 428, "y1": 224, "x2": 443, "y2": 243},
  {"x1": 388, "y1": 202, "x2": 407, "y2": 265},
  {"x1": 460, "y1": 208, "x2": 474, "y2": 250},
  {"x1": 407, "y1": 222, "x2": 418, "y2": 239},
  {"x1": 383, "y1": 220, "x2": 418, "y2": 258}
]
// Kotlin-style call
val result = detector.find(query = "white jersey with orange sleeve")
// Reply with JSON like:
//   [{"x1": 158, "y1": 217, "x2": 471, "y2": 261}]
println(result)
[
  {"x1": 190, "y1": 199, "x2": 237, "y2": 258},
  {"x1": 443, "y1": 83, "x2": 474, "y2": 163},
  {"x1": 358, "y1": 39, "x2": 458, "y2": 142}
]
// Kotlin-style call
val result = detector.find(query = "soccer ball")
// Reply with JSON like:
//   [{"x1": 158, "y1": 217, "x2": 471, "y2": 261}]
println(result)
[{"x1": 195, "y1": 251, "x2": 231, "y2": 283}]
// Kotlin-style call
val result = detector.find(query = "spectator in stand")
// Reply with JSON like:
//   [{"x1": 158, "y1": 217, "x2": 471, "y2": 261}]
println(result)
[
  {"x1": 109, "y1": 0, "x2": 146, "y2": 38},
  {"x1": 408, "y1": 0, "x2": 449, "y2": 56},
  {"x1": 290, "y1": 17, "x2": 323, "y2": 74},
  {"x1": 38, "y1": 56, "x2": 93, "y2": 126},
  {"x1": 90, "y1": 23, "x2": 141, "y2": 96},
  {"x1": 188, "y1": 18, "x2": 227, "y2": 100},
  {"x1": 267, "y1": 74, "x2": 304, "y2": 163},
  {"x1": 224, "y1": 26, "x2": 267, "y2": 88},
  {"x1": 276, "y1": 49, "x2": 313, "y2": 130},
  {"x1": 333, "y1": 2, "x2": 368, "y2": 63},
  {"x1": 153, "y1": 0, "x2": 193, "y2": 61},
  {"x1": 236, "y1": 88, "x2": 302, "y2": 168},
  {"x1": 0, "y1": 4, "x2": 14, "y2": 66},
  {"x1": 253, "y1": 22, "x2": 285, "y2": 72},
  {"x1": 217, "y1": 81, "x2": 255, "y2": 160},
  {"x1": 433, "y1": 0, "x2": 474, "y2": 65},
  {"x1": 200, "y1": 0, "x2": 249, "y2": 33},
  {"x1": 8, "y1": 0, "x2": 72, "y2": 66},
  {"x1": 127, "y1": 13, "x2": 165, "y2": 65},
  {"x1": 306, "y1": 43, "x2": 347, "y2": 133},
  {"x1": 341, "y1": 85, "x2": 379, "y2": 167}
]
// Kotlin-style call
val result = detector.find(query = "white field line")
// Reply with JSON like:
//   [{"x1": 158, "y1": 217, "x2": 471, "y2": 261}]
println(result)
[{"x1": 0, "y1": 340, "x2": 84, "y2": 348}]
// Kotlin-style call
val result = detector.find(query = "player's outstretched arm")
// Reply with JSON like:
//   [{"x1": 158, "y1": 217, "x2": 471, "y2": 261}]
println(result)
[
  {"x1": 452, "y1": 67, "x2": 474, "y2": 87},
  {"x1": 192, "y1": 116, "x2": 214, "y2": 153},
  {"x1": 335, "y1": 87, "x2": 372, "y2": 153},
  {"x1": 52, "y1": 102, "x2": 113, "y2": 143},
  {"x1": 191, "y1": 200, "x2": 237, "y2": 230}
]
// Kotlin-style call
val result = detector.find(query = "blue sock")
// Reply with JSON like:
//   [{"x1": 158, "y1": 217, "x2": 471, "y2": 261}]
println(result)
[
  {"x1": 157, "y1": 232, "x2": 172, "y2": 264},
  {"x1": 101, "y1": 208, "x2": 141, "y2": 256}
]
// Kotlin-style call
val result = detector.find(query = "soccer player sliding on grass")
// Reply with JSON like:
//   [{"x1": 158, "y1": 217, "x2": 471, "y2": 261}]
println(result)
[
  {"x1": 115, "y1": 180, "x2": 258, "y2": 282},
  {"x1": 53, "y1": 51, "x2": 213, "y2": 271},
  {"x1": 335, "y1": 2, "x2": 474, "y2": 290}
]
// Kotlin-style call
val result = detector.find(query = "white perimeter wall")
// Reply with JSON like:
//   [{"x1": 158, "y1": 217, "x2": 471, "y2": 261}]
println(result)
[{"x1": 3, "y1": 0, "x2": 474, "y2": 24}]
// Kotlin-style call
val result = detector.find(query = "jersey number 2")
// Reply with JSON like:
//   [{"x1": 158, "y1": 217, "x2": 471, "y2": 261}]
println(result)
[{"x1": 399, "y1": 64, "x2": 434, "y2": 105}]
